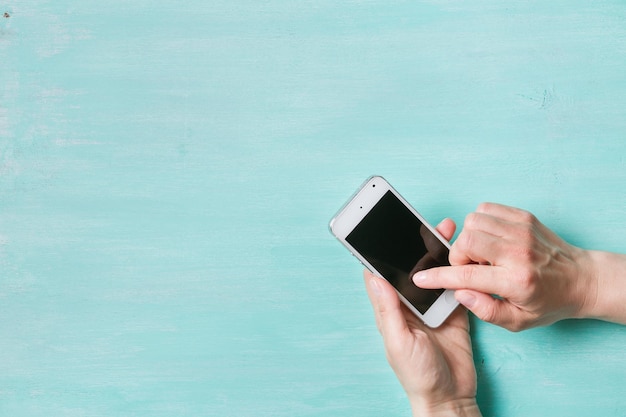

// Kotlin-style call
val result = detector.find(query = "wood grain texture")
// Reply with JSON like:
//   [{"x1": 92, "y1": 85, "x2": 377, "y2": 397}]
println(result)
[{"x1": 1, "y1": 1, "x2": 625, "y2": 416}]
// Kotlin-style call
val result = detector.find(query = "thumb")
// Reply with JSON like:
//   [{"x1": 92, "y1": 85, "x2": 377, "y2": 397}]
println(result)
[
  {"x1": 435, "y1": 217, "x2": 456, "y2": 242},
  {"x1": 455, "y1": 289, "x2": 522, "y2": 331},
  {"x1": 363, "y1": 270, "x2": 410, "y2": 340}
]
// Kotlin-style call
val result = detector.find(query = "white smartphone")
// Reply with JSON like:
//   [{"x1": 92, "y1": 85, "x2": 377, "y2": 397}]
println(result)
[{"x1": 329, "y1": 176, "x2": 459, "y2": 328}]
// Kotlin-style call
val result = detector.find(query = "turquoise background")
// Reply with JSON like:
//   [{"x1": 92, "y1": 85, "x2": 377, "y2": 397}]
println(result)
[{"x1": 1, "y1": 1, "x2": 626, "y2": 416}]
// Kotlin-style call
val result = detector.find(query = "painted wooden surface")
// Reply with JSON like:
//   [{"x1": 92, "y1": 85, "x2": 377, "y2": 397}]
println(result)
[{"x1": 1, "y1": 1, "x2": 626, "y2": 416}]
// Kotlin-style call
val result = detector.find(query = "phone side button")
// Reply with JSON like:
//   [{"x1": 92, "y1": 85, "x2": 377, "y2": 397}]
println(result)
[{"x1": 444, "y1": 290, "x2": 456, "y2": 304}]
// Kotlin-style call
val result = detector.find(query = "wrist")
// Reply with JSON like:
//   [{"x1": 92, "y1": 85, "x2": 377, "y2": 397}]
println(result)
[
  {"x1": 411, "y1": 398, "x2": 482, "y2": 417},
  {"x1": 575, "y1": 250, "x2": 626, "y2": 323},
  {"x1": 571, "y1": 248, "x2": 600, "y2": 320}
]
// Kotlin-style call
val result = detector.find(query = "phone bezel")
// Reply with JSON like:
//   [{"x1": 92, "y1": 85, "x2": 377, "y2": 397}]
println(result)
[{"x1": 329, "y1": 176, "x2": 459, "y2": 328}]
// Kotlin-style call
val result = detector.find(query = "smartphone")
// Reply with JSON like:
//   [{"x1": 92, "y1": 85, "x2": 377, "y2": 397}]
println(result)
[{"x1": 329, "y1": 176, "x2": 458, "y2": 328}]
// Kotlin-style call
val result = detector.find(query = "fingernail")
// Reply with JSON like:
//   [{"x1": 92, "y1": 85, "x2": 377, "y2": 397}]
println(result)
[
  {"x1": 455, "y1": 292, "x2": 476, "y2": 309},
  {"x1": 412, "y1": 271, "x2": 428, "y2": 285},
  {"x1": 369, "y1": 277, "x2": 382, "y2": 297}
]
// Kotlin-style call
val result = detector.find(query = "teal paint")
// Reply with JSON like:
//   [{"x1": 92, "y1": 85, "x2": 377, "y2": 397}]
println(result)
[{"x1": 1, "y1": 1, "x2": 625, "y2": 416}]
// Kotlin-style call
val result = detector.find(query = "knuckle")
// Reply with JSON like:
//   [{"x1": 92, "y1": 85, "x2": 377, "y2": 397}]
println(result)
[
  {"x1": 476, "y1": 202, "x2": 492, "y2": 213},
  {"x1": 461, "y1": 265, "x2": 477, "y2": 286},
  {"x1": 519, "y1": 209, "x2": 538, "y2": 225},
  {"x1": 376, "y1": 303, "x2": 389, "y2": 321},
  {"x1": 456, "y1": 230, "x2": 474, "y2": 253},
  {"x1": 464, "y1": 212, "x2": 481, "y2": 230},
  {"x1": 478, "y1": 302, "x2": 498, "y2": 324}
]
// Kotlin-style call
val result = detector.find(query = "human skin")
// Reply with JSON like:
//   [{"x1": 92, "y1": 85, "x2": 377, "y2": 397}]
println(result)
[
  {"x1": 413, "y1": 203, "x2": 626, "y2": 331},
  {"x1": 364, "y1": 219, "x2": 483, "y2": 417}
]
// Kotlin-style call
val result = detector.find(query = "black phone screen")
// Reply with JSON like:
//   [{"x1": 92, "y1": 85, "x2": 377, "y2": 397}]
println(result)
[{"x1": 346, "y1": 190, "x2": 449, "y2": 314}]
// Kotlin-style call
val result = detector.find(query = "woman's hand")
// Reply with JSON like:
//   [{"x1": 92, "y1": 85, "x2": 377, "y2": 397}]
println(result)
[
  {"x1": 364, "y1": 219, "x2": 481, "y2": 417},
  {"x1": 413, "y1": 203, "x2": 596, "y2": 331}
]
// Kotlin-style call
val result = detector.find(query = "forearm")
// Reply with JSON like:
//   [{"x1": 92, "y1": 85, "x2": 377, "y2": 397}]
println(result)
[
  {"x1": 411, "y1": 399, "x2": 482, "y2": 417},
  {"x1": 578, "y1": 250, "x2": 626, "y2": 324}
]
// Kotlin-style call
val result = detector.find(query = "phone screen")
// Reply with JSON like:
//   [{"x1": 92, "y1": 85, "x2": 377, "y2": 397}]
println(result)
[{"x1": 346, "y1": 190, "x2": 449, "y2": 314}]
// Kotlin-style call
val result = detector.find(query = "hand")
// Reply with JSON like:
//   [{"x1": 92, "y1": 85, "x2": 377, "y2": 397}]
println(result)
[
  {"x1": 413, "y1": 203, "x2": 596, "y2": 331},
  {"x1": 364, "y1": 219, "x2": 481, "y2": 417}
]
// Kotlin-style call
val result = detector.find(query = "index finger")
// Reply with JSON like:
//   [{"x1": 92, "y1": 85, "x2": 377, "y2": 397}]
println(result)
[{"x1": 413, "y1": 264, "x2": 510, "y2": 297}]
